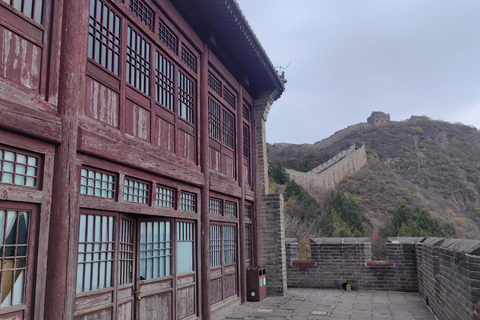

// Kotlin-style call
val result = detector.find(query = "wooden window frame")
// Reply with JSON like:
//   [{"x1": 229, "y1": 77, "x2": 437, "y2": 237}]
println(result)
[
  {"x1": 128, "y1": 0, "x2": 153, "y2": 30},
  {"x1": 80, "y1": 166, "x2": 117, "y2": 200},
  {"x1": 123, "y1": 176, "x2": 150, "y2": 205},
  {"x1": 0, "y1": 145, "x2": 42, "y2": 189}
]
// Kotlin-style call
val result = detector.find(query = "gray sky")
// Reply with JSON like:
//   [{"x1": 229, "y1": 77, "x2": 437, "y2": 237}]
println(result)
[{"x1": 235, "y1": 0, "x2": 480, "y2": 144}]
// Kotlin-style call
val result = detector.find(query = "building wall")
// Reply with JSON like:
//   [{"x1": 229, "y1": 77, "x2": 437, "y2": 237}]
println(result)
[
  {"x1": 0, "y1": 0, "x2": 284, "y2": 319},
  {"x1": 286, "y1": 142, "x2": 367, "y2": 201}
]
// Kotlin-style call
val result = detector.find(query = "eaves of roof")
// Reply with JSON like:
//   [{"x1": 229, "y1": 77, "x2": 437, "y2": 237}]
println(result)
[{"x1": 172, "y1": 0, "x2": 285, "y2": 100}]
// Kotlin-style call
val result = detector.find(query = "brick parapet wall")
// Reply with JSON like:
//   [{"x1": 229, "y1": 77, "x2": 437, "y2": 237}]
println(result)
[
  {"x1": 417, "y1": 238, "x2": 480, "y2": 320},
  {"x1": 286, "y1": 143, "x2": 367, "y2": 201},
  {"x1": 286, "y1": 237, "x2": 480, "y2": 319},
  {"x1": 286, "y1": 237, "x2": 419, "y2": 292}
]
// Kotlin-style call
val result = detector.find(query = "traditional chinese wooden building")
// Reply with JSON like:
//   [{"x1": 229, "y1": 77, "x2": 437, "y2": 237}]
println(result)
[{"x1": 0, "y1": 0, "x2": 285, "y2": 319}]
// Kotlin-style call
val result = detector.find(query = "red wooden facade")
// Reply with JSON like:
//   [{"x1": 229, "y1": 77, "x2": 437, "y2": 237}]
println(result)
[{"x1": 0, "y1": 0, "x2": 284, "y2": 319}]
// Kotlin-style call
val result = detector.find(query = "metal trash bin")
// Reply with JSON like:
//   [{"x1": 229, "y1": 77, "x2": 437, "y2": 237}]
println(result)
[{"x1": 246, "y1": 266, "x2": 267, "y2": 301}]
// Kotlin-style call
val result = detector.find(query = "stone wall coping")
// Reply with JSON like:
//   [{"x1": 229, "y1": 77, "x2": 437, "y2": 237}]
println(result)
[
  {"x1": 440, "y1": 238, "x2": 480, "y2": 254},
  {"x1": 421, "y1": 237, "x2": 445, "y2": 246},
  {"x1": 285, "y1": 238, "x2": 298, "y2": 244},
  {"x1": 311, "y1": 237, "x2": 370, "y2": 244},
  {"x1": 366, "y1": 260, "x2": 395, "y2": 267},
  {"x1": 387, "y1": 237, "x2": 426, "y2": 244},
  {"x1": 292, "y1": 259, "x2": 316, "y2": 266}
]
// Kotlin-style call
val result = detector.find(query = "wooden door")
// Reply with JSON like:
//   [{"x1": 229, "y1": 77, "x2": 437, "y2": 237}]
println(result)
[
  {"x1": 135, "y1": 219, "x2": 174, "y2": 319},
  {"x1": 117, "y1": 215, "x2": 136, "y2": 320},
  {"x1": 175, "y1": 221, "x2": 196, "y2": 319},
  {"x1": 0, "y1": 202, "x2": 37, "y2": 320}
]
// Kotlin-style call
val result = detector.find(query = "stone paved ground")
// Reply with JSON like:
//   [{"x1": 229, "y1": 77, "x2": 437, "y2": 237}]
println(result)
[{"x1": 216, "y1": 288, "x2": 436, "y2": 320}]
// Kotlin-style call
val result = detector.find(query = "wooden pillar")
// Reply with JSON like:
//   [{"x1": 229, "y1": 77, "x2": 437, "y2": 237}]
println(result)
[
  {"x1": 200, "y1": 43, "x2": 211, "y2": 320},
  {"x1": 236, "y1": 86, "x2": 246, "y2": 303},
  {"x1": 44, "y1": 0, "x2": 89, "y2": 318}
]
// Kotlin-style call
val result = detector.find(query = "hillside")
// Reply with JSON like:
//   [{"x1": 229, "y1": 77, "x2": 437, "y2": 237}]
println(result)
[{"x1": 268, "y1": 118, "x2": 480, "y2": 239}]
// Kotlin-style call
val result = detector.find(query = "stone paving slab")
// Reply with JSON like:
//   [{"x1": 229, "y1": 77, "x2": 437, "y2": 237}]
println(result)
[{"x1": 216, "y1": 288, "x2": 436, "y2": 320}]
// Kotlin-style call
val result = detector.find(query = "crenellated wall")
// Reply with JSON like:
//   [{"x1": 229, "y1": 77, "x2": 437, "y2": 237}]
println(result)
[
  {"x1": 286, "y1": 141, "x2": 367, "y2": 201},
  {"x1": 286, "y1": 237, "x2": 480, "y2": 320}
]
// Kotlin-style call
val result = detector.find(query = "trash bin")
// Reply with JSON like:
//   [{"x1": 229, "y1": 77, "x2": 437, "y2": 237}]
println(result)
[{"x1": 246, "y1": 266, "x2": 267, "y2": 301}]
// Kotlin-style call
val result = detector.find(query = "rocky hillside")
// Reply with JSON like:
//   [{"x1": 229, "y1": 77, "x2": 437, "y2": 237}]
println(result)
[{"x1": 268, "y1": 118, "x2": 480, "y2": 239}]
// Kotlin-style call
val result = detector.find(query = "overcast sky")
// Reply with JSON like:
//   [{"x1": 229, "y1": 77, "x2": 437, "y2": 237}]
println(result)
[{"x1": 235, "y1": 0, "x2": 480, "y2": 144}]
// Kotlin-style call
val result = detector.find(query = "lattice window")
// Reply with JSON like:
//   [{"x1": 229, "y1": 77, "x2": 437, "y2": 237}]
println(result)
[
  {"x1": 139, "y1": 221, "x2": 171, "y2": 279},
  {"x1": 76, "y1": 214, "x2": 114, "y2": 293},
  {"x1": 243, "y1": 106, "x2": 250, "y2": 121},
  {"x1": 119, "y1": 218, "x2": 134, "y2": 285},
  {"x1": 177, "y1": 222, "x2": 194, "y2": 274},
  {"x1": 80, "y1": 168, "x2": 115, "y2": 198},
  {"x1": 223, "y1": 88, "x2": 235, "y2": 109},
  {"x1": 208, "y1": 73, "x2": 221, "y2": 96},
  {"x1": 126, "y1": 26, "x2": 151, "y2": 95},
  {"x1": 209, "y1": 199, "x2": 222, "y2": 215},
  {"x1": 244, "y1": 205, "x2": 251, "y2": 219},
  {"x1": 181, "y1": 45, "x2": 196, "y2": 72},
  {"x1": 123, "y1": 178, "x2": 149, "y2": 204},
  {"x1": 0, "y1": 148, "x2": 38, "y2": 187},
  {"x1": 225, "y1": 202, "x2": 237, "y2": 217},
  {"x1": 209, "y1": 225, "x2": 221, "y2": 267},
  {"x1": 223, "y1": 226, "x2": 235, "y2": 265},
  {"x1": 128, "y1": 0, "x2": 152, "y2": 30},
  {"x1": 222, "y1": 110, "x2": 234, "y2": 149},
  {"x1": 158, "y1": 20, "x2": 176, "y2": 54},
  {"x1": 155, "y1": 52, "x2": 175, "y2": 111},
  {"x1": 178, "y1": 71, "x2": 194, "y2": 124},
  {"x1": 155, "y1": 186, "x2": 175, "y2": 208},
  {"x1": 243, "y1": 124, "x2": 250, "y2": 159},
  {"x1": 245, "y1": 225, "x2": 251, "y2": 262},
  {"x1": 180, "y1": 192, "x2": 195, "y2": 211},
  {"x1": 3, "y1": 0, "x2": 44, "y2": 24},
  {"x1": 0, "y1": 209, "x2": 29, "y2": 306},
  {"x1": 88, "y1": 0, "x2": 121, "y2": 75},
  {"x1": 208, "y1": 98, "x2": 220, "y2": 141}
]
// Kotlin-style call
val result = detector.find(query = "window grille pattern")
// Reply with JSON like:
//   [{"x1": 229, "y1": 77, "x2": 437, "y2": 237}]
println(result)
[
  {"x1": 177, "y1": 222, "x2": 194, "y2": 274},
  {"x1": 155, "y1": 52, "x2": 175, "y2": 111},
  {"x1": 208, "y1": 98, "x2": 220, "y2": 141},
  {"x1": 76, "y1": 214, "x2": 114, "y2": 293},
  {"x1": 3, "y1": 0, "x2": 44, "y2": 24},
  {"x1": 178, "y1": 72, "x2": 194, "y2": 123},
  {"x1": 88, "y1": 0, "x2": 121, "y2": 75},
  {"x1": 209, "y1": 225, "x2": 221, "y2": 267},
  {"x1": 225, "y1": 202, "x2": 237, "y2": 217},
  {"x1": 139, "y1": 221, "x2": 171, "y2": 279},
  {"x1": 181, "y1": 45, "x2": 196, "y2": 72},
  {"x1": 223, "y1": 226, "x2": 235, "y2": 265},
  {"x1": 245, "y1": 225, "x2": 251, "y2": 261},
  {"x1": 222, "y1": 111, "x2": 234, "y2": 149},
  {"x1": 244, "y1": 205, "x2": 251, "y2": 219},
  {"x1": 128, "y1": 0, "x2": 152, "y2": 30},
  {"x1": 80, "y1": 168, "x2": 115, "y2": 198},
  {"x1": 243, "y1": 124, "x2": 250, "y2": 159},
  {"x1": 223, "y1": 88, "x2": 235, "y2": 109},
  {"x1": 126, "y1": 26, "x2": 151, "y2": 95},
  {"x1": 208, "y1": 74, "x2": 221, "y2": 96},
  {"x1": 119, "y1": 218, "x2": 134, "y2": 285},
  {"x1": 180, "y1": 192, "x2": 195, "y2": 211},
  {"x1": 123, "y1": 178, "x2": 149, "y2": 204},
  {"x1": 0, "y1": 210, "x2": 29, "y2": 307},
  {"x1": 0, "y1": 149, "x2": 38, "y2": 187},
  {"x1": 158, "y1": 20, "x2": 176, "y2": 54},
  {"x1": 155, "y1": 186, "x2": 175, "y2": 208},
  {"x1": 209, "y1": 199, "x2": 222, "y2": 215},
  {"x1": 243, "y1": 106, "x2": 250, "y2": 121}
]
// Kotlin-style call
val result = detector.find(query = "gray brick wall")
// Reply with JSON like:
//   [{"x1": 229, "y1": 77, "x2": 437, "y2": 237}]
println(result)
[
  {"x1": 286, "y1": 237, "x2": 480, "y2": 320},
  {"x1": 286, "y1": 237, "x2": 420, "y2": 292}
]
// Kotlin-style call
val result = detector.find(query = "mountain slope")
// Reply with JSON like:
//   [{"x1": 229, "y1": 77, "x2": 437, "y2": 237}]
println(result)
[{"x1": 268, "y1": 118, "x2": 480, "y2": 239}]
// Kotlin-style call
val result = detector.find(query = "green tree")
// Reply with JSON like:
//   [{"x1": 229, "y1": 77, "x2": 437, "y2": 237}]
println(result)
[{"x1": 268, "y1": 162, "x2": 290, "y2": 184}]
